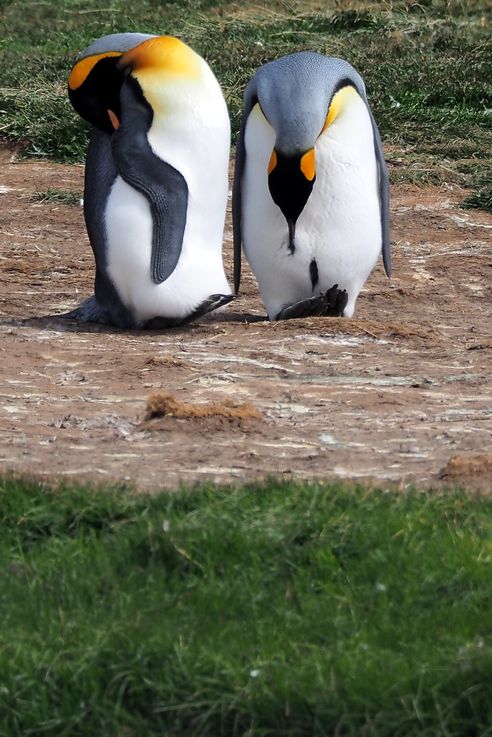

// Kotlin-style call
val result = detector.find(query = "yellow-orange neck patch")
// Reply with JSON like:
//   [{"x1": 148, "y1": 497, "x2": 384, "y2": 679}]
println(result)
[
  {"x1": 68, "y1": 51, "x2": 122, "y2": 90},
  {"x1": 121, "y1": 36, "x2": 200, "y2": 80},
  {"x1": 321, "y1": 85, "x2": 360, "y2": 134},
  {"x1": 300, "y1": 148, "x2": 316, "y2": 181},
  {"x1": 268, "y1": 149, "x2": 277, "y2": 174}
]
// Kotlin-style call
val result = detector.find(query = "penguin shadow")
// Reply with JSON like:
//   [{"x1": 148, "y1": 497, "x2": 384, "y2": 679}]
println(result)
[{"x1": 0, "y1": 308, "x2": 267, "y2": 336}]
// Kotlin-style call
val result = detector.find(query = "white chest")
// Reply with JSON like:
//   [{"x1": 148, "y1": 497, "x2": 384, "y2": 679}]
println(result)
[
  {"x1": 104, "y1": 78, "x2": 231, "y2": 322},
  {"x1": 241, "y1": 95, "x2": 383, "y2": 318}
]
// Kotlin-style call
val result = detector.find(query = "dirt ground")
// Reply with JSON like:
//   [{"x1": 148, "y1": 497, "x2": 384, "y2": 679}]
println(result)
[{"x1": 1, "y1": 143, "x2": 491, "y2": 492}]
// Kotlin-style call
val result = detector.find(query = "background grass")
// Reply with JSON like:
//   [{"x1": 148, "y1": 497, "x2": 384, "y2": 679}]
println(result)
[
  {"x1": 0, "y1": 0, "x2": 491, "y2": 209},
  {"x1": 1, "y1": 476, "x2": 491, "y2": 736}
]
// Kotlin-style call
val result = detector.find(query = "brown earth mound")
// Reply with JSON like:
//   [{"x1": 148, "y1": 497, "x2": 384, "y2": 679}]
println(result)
[{"x1": 141, "y1": 392, "x2": 263, "y2": 432}]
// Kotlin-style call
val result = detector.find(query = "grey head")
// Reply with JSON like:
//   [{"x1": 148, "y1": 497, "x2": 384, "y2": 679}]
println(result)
[
  {"x1": 75, "y1": 33, "x2": 157, "y2": 61},
  {"x1": 250, "y1": 51, "x2": 367, "y2": 155},
  {"x1": 232, "y1": 51, "x2": 391, "y2": 292}
]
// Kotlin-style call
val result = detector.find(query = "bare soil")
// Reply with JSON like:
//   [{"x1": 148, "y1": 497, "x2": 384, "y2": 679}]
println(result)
[{"x1": 1, "y1": 144, "x2": 491, "y2": 492}]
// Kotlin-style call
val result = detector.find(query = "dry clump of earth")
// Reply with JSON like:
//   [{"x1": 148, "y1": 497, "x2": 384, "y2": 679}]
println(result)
[
  {"x1": 141, "y1": 392, "x2": 263, "y2": 432},
  {"x1": 0, "y1": 143, "x2": 491, "y2": 492}
]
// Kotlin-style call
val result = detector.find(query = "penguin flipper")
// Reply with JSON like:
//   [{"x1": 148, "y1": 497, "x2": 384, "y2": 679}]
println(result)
[
  {"x1": 367, "y1": 107, "x2": 391, "y2": 278},
  {"x1": 111, "y1": 79, "x2": 188, "y2": 286},
  {"x1": 81, "y1": 129, "x2": 141, "y2": 328},
  {"x1": 232, "y1": 86, "x2": 259, "y2": 295},
  {"x1": 144, "y1": 294, "x2": 234, "y2": 329},
  {"x1": 275, "y1": 285, "x2": 348, "y2": 321}
]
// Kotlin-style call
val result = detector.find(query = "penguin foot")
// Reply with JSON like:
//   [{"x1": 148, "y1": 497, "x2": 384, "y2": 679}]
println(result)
[
  {"x1": 144, "y1": 294, "x2": 235, "y2": 329},
  {"x1": 275, "y1": 285, "x2": 348, "y2": 320},
  {"x1": 62, "y1": 294, "x2": 234, "y2": 330},
  {"x1": 60, "y1": 296, "x2": 118, "y2": 326}
]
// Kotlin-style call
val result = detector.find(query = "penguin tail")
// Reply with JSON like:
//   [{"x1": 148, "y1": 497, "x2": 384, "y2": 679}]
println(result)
[
  {"x1": 143, "y1": 294, "x2": 235, "y2": 330},
  {"x1": 182, "y1": 293, "x2": 235, "y2": 325}
]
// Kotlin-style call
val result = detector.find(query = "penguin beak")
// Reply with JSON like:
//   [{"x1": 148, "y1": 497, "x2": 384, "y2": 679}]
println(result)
[
  {"x1": 107, "y1": 109, "x2": 120, "y2": 129},
  {"x1": 300, "y1": 148, "x2": 316, "y2": 182},
  {"x1": 267, "y1": 147, "x2": 316, "y2": 253}
]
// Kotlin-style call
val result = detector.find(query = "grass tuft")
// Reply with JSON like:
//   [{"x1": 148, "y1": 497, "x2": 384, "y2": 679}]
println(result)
[
  {"x1": 32, "y1": 188, "x2": 82, "y2": 206},
  {"x1": 1, "y1": 476, "x2": 492, "y2": 736}
]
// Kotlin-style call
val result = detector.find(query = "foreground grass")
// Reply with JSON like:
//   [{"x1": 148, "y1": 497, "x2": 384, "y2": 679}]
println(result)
[
  {"x1": 1, "y1": 477, "x2": 491, "y2": 736},
  {"x1": 0, "y1": 0, "x2": 491, "y2": 209}
]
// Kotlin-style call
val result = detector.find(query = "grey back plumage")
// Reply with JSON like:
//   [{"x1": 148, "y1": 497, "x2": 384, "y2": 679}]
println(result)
[
  {"x1": 232, "y1": 51, "x2": 391, "y2": 292},
  {"x1": 75, "y1": 33, "x2": 156, "y2": 61}
]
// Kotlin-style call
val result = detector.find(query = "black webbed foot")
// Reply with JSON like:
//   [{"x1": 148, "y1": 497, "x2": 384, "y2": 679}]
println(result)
[
  {"x1": 144, "y1": 293, "x2": 234, "y2": 329},
  {"x1": 60, "y1": 296, "x2": 136, "y2": 327},
  {"x1": 183, "y1": 293, "x2": 235, "y2": 324},
  {"x1": 275, "y1": 284, "x2": 348, "y2": 321}
]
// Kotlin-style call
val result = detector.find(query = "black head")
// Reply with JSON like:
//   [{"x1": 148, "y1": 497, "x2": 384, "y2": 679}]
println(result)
[{"x1": 68, "y1": 53, "x2": 128, "y2": 133}]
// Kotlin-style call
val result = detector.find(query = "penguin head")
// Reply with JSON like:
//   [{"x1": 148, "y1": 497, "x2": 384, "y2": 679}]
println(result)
[
  {"x1": 248, "y1": 52, "x2": 366, "y2": 246},
  {"x1": 68, "y1": 35, "x2": 201, "y2": 134}
]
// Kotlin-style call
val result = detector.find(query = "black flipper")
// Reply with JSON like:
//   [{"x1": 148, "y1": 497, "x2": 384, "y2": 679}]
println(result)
[
  {"x1": 232, "y1": 91, "x2": 259, "y2": 295},
  {"x1": 111, "y1": 77, "x2": 188, "y2": 286},
  {"x1": 275, "y1": 285, "x2": 348, "y2": 321},
  {"x1": 68, "y1": 128, "x2": 138, "y2": 327},
  {"x1": 144, "y1": 294, "x2": 234, "y2": 329},
  {"x1": 367, "y1": 106, "x2": 391, "y2": 278}
]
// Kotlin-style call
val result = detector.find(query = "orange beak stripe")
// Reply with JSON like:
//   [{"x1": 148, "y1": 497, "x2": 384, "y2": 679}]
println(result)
[
  {"x1": 300, "y1": 148, "x2": 316, "y2": 181},
  {"x1": 268, "y1": 149, "x2": 277, "y2": 175},
  {"x1": 107, "y1": 109, "x2": 120, "y2": 130}
]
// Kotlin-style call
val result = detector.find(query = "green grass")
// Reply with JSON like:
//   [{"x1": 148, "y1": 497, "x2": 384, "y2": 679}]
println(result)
[
  {"x1": 0, "y1": 0, "x2": 491, "y2": 209},
  {"x1": 1, "y1": 476, "x2": 491, "y2": 736}
]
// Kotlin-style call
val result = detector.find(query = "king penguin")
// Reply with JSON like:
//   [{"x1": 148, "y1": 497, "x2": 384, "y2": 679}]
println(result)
[
  {"x1": 232, "y1": 51, "x2": 391, "y2": 320},
  {"x1": 67, "y1": 33, "x2": 232, "y2": 328}
]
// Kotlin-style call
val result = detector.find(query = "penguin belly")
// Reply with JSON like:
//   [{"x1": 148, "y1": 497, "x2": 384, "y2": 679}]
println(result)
[
  {"x1": 242, "y1": 97, "x2": 382, "y2": 319},
  {"x1": 104, "y1": 89, "x2": 231, "y2": 325}
]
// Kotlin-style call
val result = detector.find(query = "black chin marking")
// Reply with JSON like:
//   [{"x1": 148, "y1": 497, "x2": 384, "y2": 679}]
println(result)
[
  {"x1": 310, "y1": 258, "x2": 319, "y2": 289},
  {"x1": 268, "y1": 152, "x2": 315, "y2": 249}
]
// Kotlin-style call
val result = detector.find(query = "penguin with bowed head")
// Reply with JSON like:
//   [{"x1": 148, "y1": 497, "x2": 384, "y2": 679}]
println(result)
[
  {"x1": 66, "y1": 33, "x2": 232, "y2": 328},
  {"x1": 233, "y1": 51, "x2": 391, "y2": 320}
]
